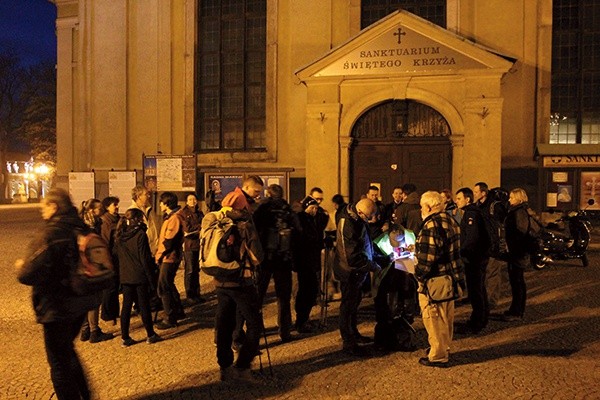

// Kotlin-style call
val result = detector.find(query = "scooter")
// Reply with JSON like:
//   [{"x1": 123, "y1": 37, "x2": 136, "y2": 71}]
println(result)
[{"x1": 532, "y1": 199, "x2": 594, "y2": 270}]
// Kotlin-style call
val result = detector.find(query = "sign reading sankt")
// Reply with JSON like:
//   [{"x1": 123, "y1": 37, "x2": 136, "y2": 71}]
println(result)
[{"x1": 315, "y1": 25, "x2": 487, "y2": 76}]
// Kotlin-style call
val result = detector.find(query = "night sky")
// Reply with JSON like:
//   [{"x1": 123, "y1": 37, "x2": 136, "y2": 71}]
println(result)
[{"x1": 0, "y1": 0, "x2": 56, "y2": 66}]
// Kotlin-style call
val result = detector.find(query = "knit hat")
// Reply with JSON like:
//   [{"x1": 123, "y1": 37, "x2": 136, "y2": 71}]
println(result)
[{"x1": 301, "y1": 196, "x2": 319, "y2": 210}]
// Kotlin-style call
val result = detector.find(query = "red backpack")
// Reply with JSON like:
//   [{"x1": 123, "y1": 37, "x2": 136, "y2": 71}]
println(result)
[{"x1": 70, "y1": 232, "x2": 115, "y2": 296}]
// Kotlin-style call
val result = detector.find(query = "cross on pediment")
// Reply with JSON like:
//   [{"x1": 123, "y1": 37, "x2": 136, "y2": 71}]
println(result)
[{"x1": 393, "y1": 27, "x2": 406, "y2": 44}]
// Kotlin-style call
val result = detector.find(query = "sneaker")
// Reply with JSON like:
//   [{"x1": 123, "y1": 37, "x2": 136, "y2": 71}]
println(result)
[
  {"x1": 121, "y1": 337, "x2": 136, "y2": 348},
  {"x1": 80, "y1": 327, "x2": 90, "y2": 342},
  {"x1": 146, "y1": 334, "x2": 163, "y2": 344},
  {"x1": 89, "y1": 329, "x2": 113, "y2": 343},
  {"x1": 155, "y1": 320, "x2": 178, "y2": 330}
]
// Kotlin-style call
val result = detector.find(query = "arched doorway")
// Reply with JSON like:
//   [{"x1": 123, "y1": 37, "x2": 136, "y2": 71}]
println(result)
[{"x1": 350, "y1": 100, "x2": 452, "y2": 201}]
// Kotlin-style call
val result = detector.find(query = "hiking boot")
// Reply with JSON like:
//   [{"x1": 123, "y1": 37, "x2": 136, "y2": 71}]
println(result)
[
  {"x1": 89, "y1": 329, "x2": 113, "y2": 343},
  {"x1": 155, "y1": 320, "x2": 178, "y2": 330},
  {"x1": 146, "y1": 334, "x2": 163, "y2": 344},
  {"x1": 354, "y1": 334, "x2": 374, "y2": 344},
  {"x1": 234, "y1": 367, "x2": 261, "y2": 384},
  {"x1": 419, "y1": 357, "x2": 449, "y2": 368},
  {"x1": 80, "y1": 327, "x2": 90, "y2": 342},
  {"x1": 343, "y1": 344, "x2": 369, "y2": 357},
  {"x1": 121, "y1": 337, "x2": 136, "y2": 348},
  {"x1": 295, "y1": 322, "x2": 314, "y2": 334},
  {"x1": 220, "y1": 366, "x2": 236, "y2": 382}
]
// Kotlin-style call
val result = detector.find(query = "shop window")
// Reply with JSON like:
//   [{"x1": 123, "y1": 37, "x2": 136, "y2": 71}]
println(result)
[
  {"x1": 361, "y1": 0, "x2": 446, "y2": 29},
  {"x1": 196, "y1": 0, "x2": 266, "y2": 152},
  {"x1": 550, "y1": 0, "x2": 600, "y2": 144}
]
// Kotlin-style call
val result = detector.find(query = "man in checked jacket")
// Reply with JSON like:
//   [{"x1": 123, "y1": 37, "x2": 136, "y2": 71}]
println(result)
[{"x1": 414, "y1": 191, "x2": 465, "y2": 368}]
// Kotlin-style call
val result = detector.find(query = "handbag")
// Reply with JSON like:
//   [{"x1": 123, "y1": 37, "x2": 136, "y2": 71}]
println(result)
[{"x1": 424, "y1": 274, "x2": 460, "y2": 304}]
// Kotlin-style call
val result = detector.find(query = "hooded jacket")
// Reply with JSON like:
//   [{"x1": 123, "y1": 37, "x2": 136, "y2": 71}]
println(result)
[
  {"x1": 17, "y1": 207, "x2": 98, "y2": 323},
  {"x1": 114, "y1": 222, "x2": 156, "y2": 286}
]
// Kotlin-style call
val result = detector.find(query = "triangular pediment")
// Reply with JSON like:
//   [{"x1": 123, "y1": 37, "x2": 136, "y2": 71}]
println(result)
[{"x1": 296, "y1": 10, "x2": 514, "y2": 80}]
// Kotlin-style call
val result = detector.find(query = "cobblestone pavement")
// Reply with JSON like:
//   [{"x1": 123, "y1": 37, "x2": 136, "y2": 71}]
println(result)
[{"x1": 2, "y1": 206, "x2": 599, "y2": 399}]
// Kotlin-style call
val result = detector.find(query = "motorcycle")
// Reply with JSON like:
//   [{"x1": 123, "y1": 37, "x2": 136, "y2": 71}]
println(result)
[{"x1": 532, "y1": 199, "x2": 594, "y2": 270}]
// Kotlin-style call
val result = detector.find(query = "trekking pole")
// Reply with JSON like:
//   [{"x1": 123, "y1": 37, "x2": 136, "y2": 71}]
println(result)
[
  {"x1": 253, "y1": 269, "x2": 273, "y2": 377},
  {"x1": 261, "y1": 319, "x2": 273, "y2": 377}
]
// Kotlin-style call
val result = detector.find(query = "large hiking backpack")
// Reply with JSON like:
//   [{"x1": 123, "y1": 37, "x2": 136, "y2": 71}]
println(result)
[
  {"x1": 481, "y1": 188, "x2": 510, "y2": 260},
  {"x1": 70, "y1": 232, "x2": 115, "y2": 296},
  {"x1": 264, "y1": 208, "x2": 293, "y2": 257},
  {"x1": 199, "y1": 211, "x2": 243, "y2": 279}
]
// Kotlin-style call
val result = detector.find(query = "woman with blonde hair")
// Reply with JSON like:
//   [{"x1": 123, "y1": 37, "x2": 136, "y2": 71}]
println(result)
[{"x1": 503, "y1": 188, "x2": 531, "y2": 321}]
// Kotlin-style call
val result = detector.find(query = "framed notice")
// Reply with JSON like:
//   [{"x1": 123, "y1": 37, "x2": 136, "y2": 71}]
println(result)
[
  {"x1": 143, "y1": 154, "x2": 197, "y2": 192},
  {"x1": 68, "y1": 172, "x2": 95, "y2": 210},
  {"x1": 108, "y1": 171, "x2": 137, "y2": 208},
  {"x1": 258, "y1": 173, "x2": 288, "y2": 200}
]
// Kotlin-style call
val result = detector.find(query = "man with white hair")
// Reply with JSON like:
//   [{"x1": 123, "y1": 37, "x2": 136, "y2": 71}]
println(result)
[{"x1": 414, "y1": 191, "x2": 465, "y2": 367}]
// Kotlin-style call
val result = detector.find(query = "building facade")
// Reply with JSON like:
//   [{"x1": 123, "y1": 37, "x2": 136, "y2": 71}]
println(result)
[{"x1": 52, "y1": 1, "x2": 554, "y2": 210}]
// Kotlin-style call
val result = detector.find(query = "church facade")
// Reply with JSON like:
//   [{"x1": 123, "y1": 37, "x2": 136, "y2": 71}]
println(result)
[{"x1": 52, "y1": 1, "x2": 553, "y2": 210}]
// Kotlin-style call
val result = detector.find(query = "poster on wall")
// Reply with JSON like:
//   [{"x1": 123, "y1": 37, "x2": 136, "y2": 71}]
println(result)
[
  {"x1": 108, "y1": 171, "x2": 137, "y2": 208},
  {"x1": 206, "y1": 174, "x2": 244, "y2": 203},
  {"x1": 69, "y1": 172, "x2": 95, "y2": 210},
  {"x1": 557, "y1": 185, "x2": 572, "y2": 203},
  {"x1": 580, "y1": 171, "x2": 600, "y2": 210},
  {"x1": 143, "y1": 155, "x2": 197, "y2": 192}
]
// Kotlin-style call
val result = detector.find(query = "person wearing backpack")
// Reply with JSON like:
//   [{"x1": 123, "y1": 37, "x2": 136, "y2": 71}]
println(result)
[
  {"x1": 454, "y1": 188, "x2": 490, "y2": 334},
  {"x1": 253, "y1": 184, "x2": 301, "y2": 342},
  {"x1": 474, "y1": 182, "x2": 505, "y2": 310},
  {"x1": 503, "y1": 188, "x2": 533, "y2": 321},
  {"x1": 17, "y1": 188, "x2": 97, "y2": 399},
  {"x1": 114, "y1": 208, "x2": 162, "y2": 346},
  {"x1": 79, "y1": 198, "x2": 113, "y2": 344}
]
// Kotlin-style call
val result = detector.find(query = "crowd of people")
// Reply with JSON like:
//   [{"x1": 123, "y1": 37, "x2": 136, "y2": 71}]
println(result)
[{"x1": 15, "y1": 178, "x2": 542, "y2": 397}]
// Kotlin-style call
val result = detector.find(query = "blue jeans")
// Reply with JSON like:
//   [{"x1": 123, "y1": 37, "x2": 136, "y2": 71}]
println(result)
[{"x1": 183, "y1": 250, "x2": 201, "y2": 298}]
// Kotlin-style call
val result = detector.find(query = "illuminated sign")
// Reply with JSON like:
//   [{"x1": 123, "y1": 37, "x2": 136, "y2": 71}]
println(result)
[{"x1": 543, "y1": 155, "x2": 600, "y2": 167}]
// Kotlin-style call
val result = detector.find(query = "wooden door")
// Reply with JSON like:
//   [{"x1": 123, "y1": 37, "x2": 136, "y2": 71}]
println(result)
[{"x1": 351, "y1": 138, "x2": 451, "y2": 202}]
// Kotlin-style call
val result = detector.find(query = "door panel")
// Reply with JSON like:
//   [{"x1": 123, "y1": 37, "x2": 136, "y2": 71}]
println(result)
[{"x1": 351, "y1": 139, "x2": 451, "y2": 202}]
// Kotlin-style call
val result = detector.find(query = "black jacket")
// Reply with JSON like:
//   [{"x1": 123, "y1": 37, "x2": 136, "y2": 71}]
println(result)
[
  {"x1": 17, "y1": 207, "x2": 98, "y2": 324},
  {"x1": 114, "y1": 223, "x2": 156, "y2": 286},
  {"x1": 505, "y1": 202, "x2": 532, "y2": 266},
  {"x1": 459, "y1": 203, "x2": 489, "y2": 264},
  {"x1": 334, "y1": 204, "x2": 380, "y2": 282}
]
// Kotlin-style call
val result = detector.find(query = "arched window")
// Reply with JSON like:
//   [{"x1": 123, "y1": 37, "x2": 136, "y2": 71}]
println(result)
[{"x1": 352, "y1": 100, "x2": 450, "y2": 139}]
